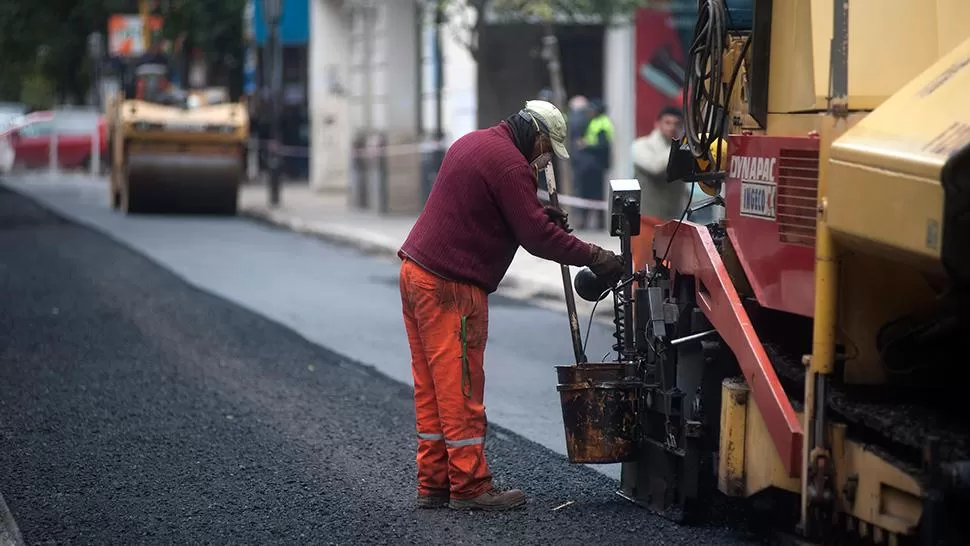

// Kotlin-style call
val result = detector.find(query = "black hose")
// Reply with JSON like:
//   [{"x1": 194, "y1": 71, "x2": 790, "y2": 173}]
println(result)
[
  {"x1": 683, "y1": 0, "x2": 729, "y2": 165},
  {"x1": 584, "y1": 0, "x2": 753, "y2": 351},
  {"x1": 648, "y1": 0, "x2": 746, "y2": 288}
]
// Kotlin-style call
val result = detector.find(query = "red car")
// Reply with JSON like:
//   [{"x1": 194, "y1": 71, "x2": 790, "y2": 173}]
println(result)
[{"x1": 0, "y1": 110, "x2": 108, "y2": 173}]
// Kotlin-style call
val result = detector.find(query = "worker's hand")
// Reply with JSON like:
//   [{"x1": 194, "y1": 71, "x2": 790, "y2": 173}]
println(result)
[
  {"x1": 544, "y1": 205, "x2": 572, "y2": 233},
  {"x1": 588, "y1": 245, "x2": 625, "y2": 286}
]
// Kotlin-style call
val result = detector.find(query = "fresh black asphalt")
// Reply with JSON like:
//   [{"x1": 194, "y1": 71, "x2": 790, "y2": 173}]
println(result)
[{"x1": 0, "y1": 187, "x2": 759, "y2": 544}]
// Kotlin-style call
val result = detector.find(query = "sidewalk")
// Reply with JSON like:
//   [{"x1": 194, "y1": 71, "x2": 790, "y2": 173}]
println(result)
[{"x1": 238, "y1": 183, "x2": 620, "y2": 321}]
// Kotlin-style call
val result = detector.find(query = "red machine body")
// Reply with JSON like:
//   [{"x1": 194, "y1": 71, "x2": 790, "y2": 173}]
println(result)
[
  {"x1": 648, "y1": 134, "x2": 823, "y2": 475},
  {"x1": 724, "y1": 134, "x2": 819, "y2": 318},
  {"x1": 653, "y1": 220, "x2": 804, "y2": 474}
]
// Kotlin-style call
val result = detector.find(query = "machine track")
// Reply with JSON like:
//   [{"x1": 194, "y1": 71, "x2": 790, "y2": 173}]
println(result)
[
  {"x1": 688, "y1": 224, "x2": 970, "y2": 543},
  {"x1": 703, "y1": 222, "x2": 970, "y2": 471},
  {"x1": 758, "y1": 334, "x2": 970, "y2": 471}
]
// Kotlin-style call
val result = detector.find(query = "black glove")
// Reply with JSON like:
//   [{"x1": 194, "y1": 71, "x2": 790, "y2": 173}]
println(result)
[
  {"x1": 588, "y1": 245, "x2": 625, "y2": 286},
  {"x1": 544, "y1": 205, "x2": 573, "y2": 233}
]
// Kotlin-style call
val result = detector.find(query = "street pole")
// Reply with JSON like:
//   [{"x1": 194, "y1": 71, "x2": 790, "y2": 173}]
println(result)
[
  {"x1": 264, "y1": 0, "x2": 284, "y2": 207},
  {"x1": 433, "y1": 3, "x2": 443, "y2": 147},
  {"x1": 428, "y1": 1, "x2": 445, "y2": 200},
  {"x1": 88, "y1": 32, "x2": 104, "y2": 176}
]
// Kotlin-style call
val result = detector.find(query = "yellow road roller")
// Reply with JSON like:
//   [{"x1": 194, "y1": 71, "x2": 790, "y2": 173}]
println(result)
[{"x1": 106, "y1": 60, "x2": 249, "y2": 215}]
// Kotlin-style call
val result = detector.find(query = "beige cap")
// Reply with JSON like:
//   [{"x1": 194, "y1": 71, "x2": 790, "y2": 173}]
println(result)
[{"x1": 523, "y1": 99, "x2": 570, "y2": 160}]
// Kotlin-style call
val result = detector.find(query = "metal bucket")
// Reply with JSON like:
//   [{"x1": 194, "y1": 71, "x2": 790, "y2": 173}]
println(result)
[{"x1": 556, "y1": 362, "x2": 640, "y2": 464}]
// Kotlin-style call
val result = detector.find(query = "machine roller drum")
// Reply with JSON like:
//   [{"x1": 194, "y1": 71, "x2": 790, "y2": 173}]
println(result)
[{"x1": 125, "y1": 151, "x2": 242, "y2": 214}]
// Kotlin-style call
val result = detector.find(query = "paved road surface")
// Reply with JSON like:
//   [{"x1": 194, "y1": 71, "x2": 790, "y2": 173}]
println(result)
[
  {"x1": 1, "y1": 174, "x2": 622, "y2": 477},
  {"x1": 0, "y1": 178, "x2": 759, "y2": 543}
]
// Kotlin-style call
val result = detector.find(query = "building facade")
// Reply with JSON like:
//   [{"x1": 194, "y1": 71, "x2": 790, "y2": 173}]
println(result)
[
  {"x1": 309, "y1": 0, "x2": 425, "y2": 214},
  {"x1": 306, "y1": 0, "x2": 700, "y2": 214},
  {"x1": 251, "y1": 0, "x2": 311, "y2": 180}
]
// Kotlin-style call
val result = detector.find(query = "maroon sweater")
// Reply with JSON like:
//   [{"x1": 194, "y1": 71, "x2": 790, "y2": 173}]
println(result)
[{"x1": 399, "y1": 121, "x2": 594, "y2": 294}]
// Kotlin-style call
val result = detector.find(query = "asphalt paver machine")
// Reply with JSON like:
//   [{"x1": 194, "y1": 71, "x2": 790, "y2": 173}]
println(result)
[{"x1": 557, "y1": 1, "x2": 970, "y2": 543}]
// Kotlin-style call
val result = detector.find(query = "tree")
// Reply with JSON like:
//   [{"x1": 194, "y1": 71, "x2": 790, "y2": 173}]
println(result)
[{"x1": 0, "y1": 0, "x2": 246, "y2": 104}]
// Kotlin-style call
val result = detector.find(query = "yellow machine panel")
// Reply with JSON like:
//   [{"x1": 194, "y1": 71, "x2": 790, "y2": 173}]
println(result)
[
  {"x1": 767, "y1": 0, "x2": 970, "y2": 114},
  {"x1": 119, "y1": 98, "x2": 249, "y2": 144},
  {"x1": 826, "y1": 35, "x2": 970, "y2": 269}
]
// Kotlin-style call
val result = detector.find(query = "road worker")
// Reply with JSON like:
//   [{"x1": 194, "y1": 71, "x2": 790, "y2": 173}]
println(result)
[
  {"x1": 573, "y1": 99, "x2": 614, "y2": 230},
  {"x1": 398, "y1": 100, "x2": 626, "y2": 511}
]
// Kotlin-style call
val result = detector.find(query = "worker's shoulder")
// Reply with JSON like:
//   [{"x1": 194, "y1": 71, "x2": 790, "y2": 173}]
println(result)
[
  {"x1": 451, "y1": 124, "x2": 508, "y2": 149},
  {"x1": 449, "y1": 124, "x2": 526, "y2": 174}
]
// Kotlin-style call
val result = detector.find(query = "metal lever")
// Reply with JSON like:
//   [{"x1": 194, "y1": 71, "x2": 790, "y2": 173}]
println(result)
[
  {"x1": 670, "y1": 328, "x2": 717, "y2": 346},
  {"x1": 688, "y1": 195, "x2": 724, "y2": 217},
  {"x1": 544, "y1": 163, "x2": 588, "y2": 364}
]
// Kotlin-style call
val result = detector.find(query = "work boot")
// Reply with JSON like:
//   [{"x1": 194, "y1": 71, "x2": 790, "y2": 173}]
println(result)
[
  {"x1": 448, "y1": 487, "x2": 526, "y2": 511},
  {"x1": 416, "y1": 492, "x2": 449, "y2": 509}
]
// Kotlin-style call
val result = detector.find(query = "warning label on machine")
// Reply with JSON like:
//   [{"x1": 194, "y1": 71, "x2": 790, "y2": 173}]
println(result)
[{"x1": 740, "y1": 181, "x2": 777, "y2": 219}]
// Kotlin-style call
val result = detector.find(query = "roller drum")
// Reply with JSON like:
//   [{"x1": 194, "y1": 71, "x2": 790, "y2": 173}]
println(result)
[{"x1": 126, "y1": 151, "x2": 242, "y2": 214}]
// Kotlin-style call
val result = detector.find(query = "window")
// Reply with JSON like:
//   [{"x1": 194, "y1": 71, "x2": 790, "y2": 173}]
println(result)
[
  {"x1": 19, "y1": 121, "x2": 53, "y2": 138},
  {"x1": 54, "y1": 114, "x2": 100, "y2": 136}
]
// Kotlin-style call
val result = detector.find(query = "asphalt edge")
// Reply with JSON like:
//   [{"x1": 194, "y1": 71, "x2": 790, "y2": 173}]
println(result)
[
  {"x1": 0, "y1": 179, "x2": 28, "y2": 546},
  {"x1": 0, "y1": 492, "x2": 24, "y2": 546}
]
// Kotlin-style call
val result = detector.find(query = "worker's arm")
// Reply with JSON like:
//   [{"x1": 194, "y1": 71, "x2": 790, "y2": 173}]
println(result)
[
  {"x1": 492, "y1": 164, "x2": 595, "y2": 266},
  {"x1": 631, "y1": 134, "x2": 668, "y2": 176}
]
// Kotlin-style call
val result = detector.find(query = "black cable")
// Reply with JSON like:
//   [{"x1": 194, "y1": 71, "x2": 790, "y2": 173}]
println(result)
[
  {"x1": 580, "y1": 0, "x2": 750, "y2": 360},
  {"x1": 683, "y1": 0, "x2": 728, "y2": 161},
  {"x1": 582, "y1": 285, "x2": 615, "y2": 355},
  {"x1": 648, "y1": 0, "x2": 750, "y2": 289}
]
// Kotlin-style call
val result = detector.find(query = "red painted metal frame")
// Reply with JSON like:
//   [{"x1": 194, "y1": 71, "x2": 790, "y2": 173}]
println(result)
[
  {"x1": 725, "y1": 135, "x2": 818, "y2": 318},
  {"x1": 654, "y1": 220, "x2": 804, "y2": 476}
]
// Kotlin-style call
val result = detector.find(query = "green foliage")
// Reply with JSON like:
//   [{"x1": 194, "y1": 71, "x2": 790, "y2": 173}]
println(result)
[
  {"x1": 19, "y1": 71, "x2": 55, "y2": 111},
  {"x1": 0, "y1": 0, "x2": 245, "y2": 104}
]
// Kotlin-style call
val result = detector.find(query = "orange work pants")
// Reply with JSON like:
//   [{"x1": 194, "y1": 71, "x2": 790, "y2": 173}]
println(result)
[{"x1": 399, "y1": 258, "x2": 492, "y2": 500}]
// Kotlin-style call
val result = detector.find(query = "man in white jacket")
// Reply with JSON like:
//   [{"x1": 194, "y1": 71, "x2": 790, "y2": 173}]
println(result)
[
  {"x1": 631, "y1": 106, "x2": 687, "y2": 221},
  {"x1": 630, "y1": 106, "x2": 687, "y2": 269}
]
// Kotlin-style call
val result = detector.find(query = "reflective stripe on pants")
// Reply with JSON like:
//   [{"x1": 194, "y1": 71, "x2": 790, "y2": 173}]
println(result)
[{"x1": 400, "y1": 258, "x2": 492, "y2": 500}]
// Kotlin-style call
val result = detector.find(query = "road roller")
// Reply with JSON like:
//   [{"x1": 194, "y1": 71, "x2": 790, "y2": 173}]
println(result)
[
  {"x1": 105, "y1": 56, "x2": 249, "y2": 215},
  {"x1": 558, "y1": 0, "x2": 970, "y2": 544}
]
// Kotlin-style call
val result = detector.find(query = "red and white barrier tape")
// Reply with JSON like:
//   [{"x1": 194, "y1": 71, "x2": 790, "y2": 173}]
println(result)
[
  {"x1": 250, "y1": 139, "x2": 609, "y2": 211},
  {"x1": 251, "y1": 139, "x2": 448, "y2": 159}
]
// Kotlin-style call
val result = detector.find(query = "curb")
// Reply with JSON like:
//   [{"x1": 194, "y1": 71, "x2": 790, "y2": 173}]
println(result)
[
  {"x1": 241, "y1": 206, "x2": 402, "y2": 260},
  {"x1": 0, "y1": 492, "x2": 24, "y2": 546}
]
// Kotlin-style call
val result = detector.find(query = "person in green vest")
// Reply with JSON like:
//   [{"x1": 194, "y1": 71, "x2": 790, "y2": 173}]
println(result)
[{"x1": 573, "y1": 99, "x2": 614, "y2": 230}]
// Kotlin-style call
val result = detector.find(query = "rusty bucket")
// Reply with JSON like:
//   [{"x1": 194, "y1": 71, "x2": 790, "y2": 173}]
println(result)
[{"x1": 556, "y1": 363, "x2": 640, "y2": 464}]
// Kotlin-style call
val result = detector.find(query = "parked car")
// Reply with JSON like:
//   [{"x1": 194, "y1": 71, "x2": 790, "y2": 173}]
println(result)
[
  {"x1": 0, "y1": 110, "x2": 108, "y2": 174},
  {"x1": 0, "y1": 102, "x2": 28, "y2": 136}
]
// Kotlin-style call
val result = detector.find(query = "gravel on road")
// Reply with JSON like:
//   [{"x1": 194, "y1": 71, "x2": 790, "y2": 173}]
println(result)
[{"x1": 0, "y1": 187, "x2": 760, "y2": 545}]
